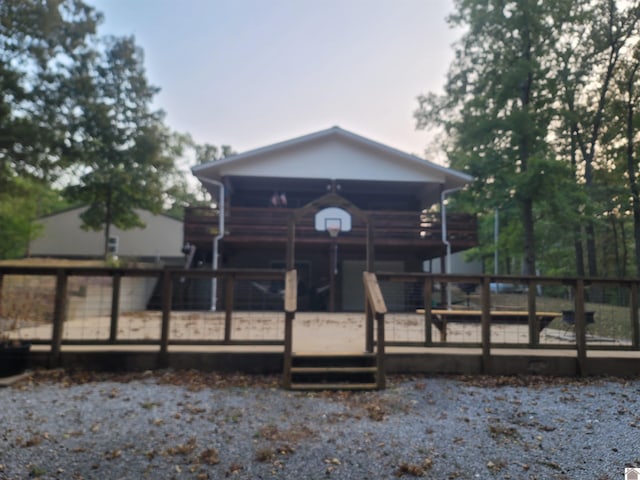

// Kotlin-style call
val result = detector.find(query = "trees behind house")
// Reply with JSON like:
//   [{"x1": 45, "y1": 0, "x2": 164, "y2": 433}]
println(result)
[
  {"x1": 0, "y1": 0, "x2": 227, "y2": 260},
  {"x1": 62, "y1": 36, "x2": 176, "y2": 258},
  {"x1": 416, "y1": 0, "x2": 640, "y2": 277}
]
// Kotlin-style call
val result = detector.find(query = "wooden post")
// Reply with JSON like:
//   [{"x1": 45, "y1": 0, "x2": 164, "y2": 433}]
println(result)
[
  {"x1": 527, "y1": 278, "x2": 539, "y2": 347},
  {"x1": 363, "y1": 272, "x2": 387, "y2": 389},
  {"x1": 109, "y1": 272, "x2": 121, "y2": 344},
  {"x1": 283, "y1": 269, "x2": 297, "y2": 389},
  {"x1": 159, "y1": 269, "x2": 172, "y2": 362},
  {"x1": 376, "y1": 309, "x2": 386, "y2": 390},
  {"x1": 366, "y1": 220, "x2": 374, "y2": 273},
  {"x1": 286, "y1": 217, "x2": 295, "y2": 271},
  {"x1": 423, "y1": 276, "x2": 433, "y2": 345},
  {"x1": 329, "y1": 241, "x2": 336, "y2": 312},
  {"x1": 480, "y1": 276, "x2": 491, "y2": 373},
  {"x1": 50, "y1": 269, "x2": 68, "y2": 367},
  {"x1": 0, "y1": 273, "x2": 3, "y2": 319},
  {"x1": 224, "y1": 273, "x2": 235, "y2": 343},
  {"x1": 575, "y1": 278, "x2": 587, "y2": 376},
  {"x1": 365, "y1": 299, "x2": 373, "y2": 353},
  {"x1": 631, "y1": 282, "x2": 640, "y2": 350}
]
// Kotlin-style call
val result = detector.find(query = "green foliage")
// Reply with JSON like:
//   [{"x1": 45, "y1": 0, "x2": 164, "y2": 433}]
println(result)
[
  {"x1": 61, "y1": 35, "x2": 178, "y2": 256},
  {"x1": 418, "y1": 0, "x2": 640, "y2": 278},
  {"x1": 0, "y1": 0, "x2": 100, "y2": 187},
  {"x1": 0, "y1": 178, "x2": 67, "y2": 259}
]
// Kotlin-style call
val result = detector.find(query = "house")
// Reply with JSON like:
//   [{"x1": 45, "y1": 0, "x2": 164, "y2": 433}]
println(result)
[
  {"x1": 29, "y1": 206, "x2": 184, "y2": 264},
  {"x1": 186, "y1": 126, "x2": 476, "y2": 311}
]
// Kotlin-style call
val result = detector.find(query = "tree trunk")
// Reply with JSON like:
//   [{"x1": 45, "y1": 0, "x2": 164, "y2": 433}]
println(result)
[
  {"x1": 522, "y1": 198, "x2": 536, "y2": 275},
  {"x1": 626, "y1": 62, "x2": 640, "y2": 276},
  {"x1": 574, "y1": 227, "x2": 585, "y2": 277},
  {"x1": 104, "y1": 182, "x2": 113, "y2": 260}
]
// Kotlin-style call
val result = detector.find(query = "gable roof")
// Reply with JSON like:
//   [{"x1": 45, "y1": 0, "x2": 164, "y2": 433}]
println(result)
[{"x1": 192, "y1": 126, "x2": 471, "y2": 189}]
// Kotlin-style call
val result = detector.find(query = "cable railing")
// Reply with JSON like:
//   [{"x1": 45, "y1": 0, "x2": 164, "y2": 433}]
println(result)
[
  {"x1": 374, "y1": 272, "x2": 640, "y2": 374},
  {"x1": 0, "y1": 266, "x2": 293, "y2": 364}
]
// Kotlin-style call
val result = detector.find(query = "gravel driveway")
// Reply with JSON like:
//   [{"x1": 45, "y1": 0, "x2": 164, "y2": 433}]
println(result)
[{"x1": 1, "y1": 370, "x2": 639, "y2": 479}]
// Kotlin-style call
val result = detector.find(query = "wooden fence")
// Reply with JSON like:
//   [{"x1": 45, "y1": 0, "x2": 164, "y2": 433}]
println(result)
[{"x1": 2, "y1": 266, "x2": 640, "y2": 379}]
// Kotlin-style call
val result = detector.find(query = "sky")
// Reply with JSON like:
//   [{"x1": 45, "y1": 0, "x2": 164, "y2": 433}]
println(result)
[{"x1": 87, "y1": 0, "x2": 460, "y2": 161}]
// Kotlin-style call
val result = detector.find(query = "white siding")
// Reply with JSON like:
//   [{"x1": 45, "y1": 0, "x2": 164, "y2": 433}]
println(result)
[
  {"x1": 218, "y1": 138, "x2": 446, "y2": 183},
  {"x1": 29, "y1": 207, "x2": 183, "y2": 259}
]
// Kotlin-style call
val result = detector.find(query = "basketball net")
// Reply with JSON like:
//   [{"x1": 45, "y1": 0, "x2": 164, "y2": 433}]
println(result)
[{"x1": 327, "y1": 226, "x2": 340, "y2": 238}]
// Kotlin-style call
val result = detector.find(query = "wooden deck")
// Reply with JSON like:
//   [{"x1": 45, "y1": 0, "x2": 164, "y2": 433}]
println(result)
[{"x1": 184, "y1": 206, "x2": 477, "y2": 248}]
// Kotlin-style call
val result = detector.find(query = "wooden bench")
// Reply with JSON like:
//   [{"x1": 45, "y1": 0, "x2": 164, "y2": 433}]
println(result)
[{"x1": 417, "y1": 309, "x2": 561, "y2": 342}]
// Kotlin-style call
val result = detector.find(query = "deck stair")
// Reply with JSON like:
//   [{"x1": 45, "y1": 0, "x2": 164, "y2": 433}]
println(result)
[{"x1": 288, "y1": 353, "x2": 380, "y2": 391}]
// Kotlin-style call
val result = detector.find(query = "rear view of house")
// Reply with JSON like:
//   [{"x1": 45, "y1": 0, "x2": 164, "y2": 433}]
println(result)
[{"x1": 185, "y1": 126, "x2": 476, "y2": 311}]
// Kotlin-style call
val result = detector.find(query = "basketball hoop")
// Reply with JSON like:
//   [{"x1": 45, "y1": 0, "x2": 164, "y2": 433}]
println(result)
[
  {"x1": 315, "y1": 207, "x2": 351, "y2": 238},
  {"x1": 325, "y1": 218, "x2": 341, "y2": 238}
]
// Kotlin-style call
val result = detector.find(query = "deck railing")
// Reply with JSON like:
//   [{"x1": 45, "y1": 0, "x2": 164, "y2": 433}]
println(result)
[
  {"x1": 0, "y1": 266, "x2": 294, "y2": 366},
  {"x1": 184, "y1": 206, "x2": 477, "y2": 247},
  {"x1": 375, "y1": 272, "x2": 640, "y2": 374},
  {"x1": 3, "y1": 265, "x2": 639, "y2": 377}
]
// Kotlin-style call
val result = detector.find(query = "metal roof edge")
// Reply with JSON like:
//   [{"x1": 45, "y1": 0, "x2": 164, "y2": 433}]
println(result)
[{"x1": 192, "y1": 126, "x2": 472, "y2": 184}]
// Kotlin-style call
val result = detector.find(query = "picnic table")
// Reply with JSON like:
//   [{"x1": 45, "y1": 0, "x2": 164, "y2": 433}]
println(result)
[{"x1": 418, "y1": 309, "x2": 561, "y2": 342}]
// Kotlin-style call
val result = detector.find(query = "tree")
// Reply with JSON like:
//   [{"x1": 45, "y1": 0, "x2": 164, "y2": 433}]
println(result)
[
  {"x1": 416, "y1": 0, "x2": 572, "y2": 275},
  {"x1": 607, "y1": 38, "x2": 640, "y2": 276},
  {"x1": 557, "y1": 0, "x2": 640, "y2": 276},
  {"x1": 0, "y1": 0, "x2": 99, "y2": 259},
  {"x1": 0, "y1": 178, "x2": 67, "y2": 258},
  {"x1": 0, "y1": 0, "x2": 99, "y2": 188},
  {"x1": 63, "y1": 36, "x2": 176, "y2": 258}
]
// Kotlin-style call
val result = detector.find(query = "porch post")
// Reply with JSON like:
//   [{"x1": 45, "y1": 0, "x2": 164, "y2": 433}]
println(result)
[
  {"x1": 366, "y1": 219, "x2": 374, "y2": 272},
  {"x1": 329, "y1": 239, "x2": 336, "y2": 312},
  {"x1": 286, "y1": 216, "x2": 295, "y2": 271}
]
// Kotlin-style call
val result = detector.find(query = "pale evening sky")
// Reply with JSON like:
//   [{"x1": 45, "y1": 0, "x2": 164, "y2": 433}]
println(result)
[{"x1": 87, "y1": 0, "x2": 460, "y2": 162}]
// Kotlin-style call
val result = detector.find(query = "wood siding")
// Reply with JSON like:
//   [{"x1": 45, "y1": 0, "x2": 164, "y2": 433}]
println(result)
[{"x1": 184, "y1": 206, "x2": 477, "y2": 250}]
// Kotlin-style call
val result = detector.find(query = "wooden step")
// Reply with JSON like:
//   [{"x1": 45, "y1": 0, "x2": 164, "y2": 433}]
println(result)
[
  {"x1": 291, "y1": 366, "x2": 377, "y2": 374},
  {"x1": 289, "y1": 382, "x2": 379, "y2": 391},
  {"x1": 287, "y1": 352, "x2": 380, "y2": 391}
]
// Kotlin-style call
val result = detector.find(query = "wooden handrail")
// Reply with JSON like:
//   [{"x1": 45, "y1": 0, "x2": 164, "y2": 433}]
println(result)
[
  {"x1": 363, "y1": 272, "x2": 387, "y2": 389},
  {"x1": 363, "y1": 272, "x2": 387, "y2": 317}
]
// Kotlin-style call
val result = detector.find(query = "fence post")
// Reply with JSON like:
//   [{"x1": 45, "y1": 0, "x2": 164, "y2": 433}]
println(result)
[
  {"x1": 423, "y1": 276, "x2": 433, "y2": 345},
  {"x1": 480, "y1": 276, "x2": 491, "y2": 373},
  {"x1": 109, "y1": 272, "x2": 121, "y2": 344},
  {"x1": 574, "y1": 278, "x2": 587, "y2": 376},
  {"x1": 362, "y1": 272, "x2": 387, "y2": 390},
  {"x1": 224, "y1": 273, "x2": 234, "y2": 343},
  {"x1": 0, "y1": 273, "x2": 3, "y2": 319},
  {"x1": 365, "y1": 299, "x2": 373, "y2": 352},
  {"x1": 631, "y1": 282, "x2": 639, "y2": 350},
  {"x1": 527, "y1": 278, "x2": 539, "y2": 347},
  {"x1": 50, "y1": 269, "x2": 68, "y2": 367},
  {"x1": 376, "y1": 308, "x2": 386, "y2": 390},
  {"x1": 159, "y1": 270, "x2": 172, "y2": 364},
  {"x1": 283, "y1": 269, "x2": 297, "y2": 389}
]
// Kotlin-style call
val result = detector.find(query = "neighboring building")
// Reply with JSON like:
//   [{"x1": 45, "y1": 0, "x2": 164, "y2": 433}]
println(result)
[
  {"x1": 29, "y1": 206, "x2": 184, "y2": 264},
  {"x1": 186, "y1": 126, "x2": 477, "y2": 311},
  {"x1": 425, "y1": 252, "x2": 483, "y2": 275}
]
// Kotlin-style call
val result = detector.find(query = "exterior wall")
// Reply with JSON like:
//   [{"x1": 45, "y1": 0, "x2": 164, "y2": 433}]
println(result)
[
  {"x1": 218, "y1": 138, "x2": 446, "y2": 183},
  {"x1": 30, "y1": 207, "x2": 183, "y2": 260}
]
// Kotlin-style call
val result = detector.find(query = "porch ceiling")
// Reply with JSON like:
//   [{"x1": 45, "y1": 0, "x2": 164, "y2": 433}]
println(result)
[{"x1": 223, "y1": 176, "x2": 443, "y2": 207}]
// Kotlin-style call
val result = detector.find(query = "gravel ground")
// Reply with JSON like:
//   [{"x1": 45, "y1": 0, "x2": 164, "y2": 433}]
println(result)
[{"x1": 1, "y1": 370, "x2": 639, "y2": 480}]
